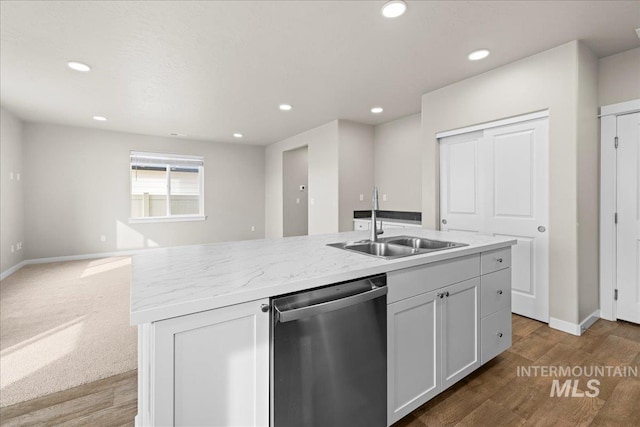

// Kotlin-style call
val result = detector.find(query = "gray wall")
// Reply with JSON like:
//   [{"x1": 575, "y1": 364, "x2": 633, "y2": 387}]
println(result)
[
  {"x1": 421, "y1": 41, "x2": 598, "y2": 325},
  {"x1": 282, "y1": 146, "x2": 308, "y2": 237},
  {"x1": 598, "y1": 47, "x2": 640, "y2": 106},
  {"x1": 374, "y1": 113, "x2": 421, "y2": 212},
  {"x1": 23, "y1": 123, "x2": 265, "y2": 259},
  {"x1": 338, "y1": 120, "x2": 374, "y2": 232},
  {"x1": 576, "y1": 42, "x2": 600, "y2": 321},
  {"x1": 265, "y1": 121, "x2": 339, "y2": 238},
  {"x1": 0, "y1": 108, "x2": 25, "y2": 273}
]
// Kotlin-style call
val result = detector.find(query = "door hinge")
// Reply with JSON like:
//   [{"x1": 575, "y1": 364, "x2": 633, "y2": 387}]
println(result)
[
  {"x1": 615, "y1": 212, "x2": 618, "y2": 224},
  {"x1": 614, "y1": 136, "x2": 618, "y2": 149},
  {"x1": 614, "y1": 289, "x2": 618, "y2": 301}
]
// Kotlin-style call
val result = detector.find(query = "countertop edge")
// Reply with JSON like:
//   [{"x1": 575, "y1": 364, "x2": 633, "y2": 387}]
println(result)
[{"x1": 130, "y1": 239, "x2": 516, "y2": 325}]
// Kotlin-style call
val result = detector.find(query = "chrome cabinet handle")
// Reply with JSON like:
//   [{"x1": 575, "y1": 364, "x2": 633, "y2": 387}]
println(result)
[
  {"x1": 497, "y1": 289, "x2": 503, "y2": 295},
  {"x1": 496, "y1": 258, "x2": 503, "y2": 263},
  {"x1": 260, "y1": 304, "x2": 270, "y2": 313},
  {"x1": 497, "y1": 332, "x2": 503, "y2": 338}
]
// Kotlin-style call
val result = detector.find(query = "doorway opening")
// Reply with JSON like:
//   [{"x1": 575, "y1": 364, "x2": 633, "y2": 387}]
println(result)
[{"x1": 283, "y1": 146, "x2": 309, "y2": 237}]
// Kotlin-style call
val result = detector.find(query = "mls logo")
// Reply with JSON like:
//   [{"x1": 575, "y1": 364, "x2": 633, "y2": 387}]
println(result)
[{"x1": 550, "y1": 379, "x2": 600, "y2": 397}]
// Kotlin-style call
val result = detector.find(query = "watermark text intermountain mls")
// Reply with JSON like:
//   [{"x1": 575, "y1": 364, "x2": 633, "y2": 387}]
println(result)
[{"x1": 517, "y1": 365, "x2": 639, "y2": 398}]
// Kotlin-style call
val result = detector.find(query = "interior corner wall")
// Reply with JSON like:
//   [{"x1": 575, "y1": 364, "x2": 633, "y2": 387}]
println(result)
[
  {"x1": 421, "y1": 41, "x2": 580, "y2": 324},
  {"x1": 598, "y1": 47, "x2": 640, "y2": 107},
  {"x1": 374, "y1": 113, "x2": 422, "y2": 212},
  {"x1": 576, "y1": 42, "x2": 600, "y2": 323},
  {"x1": 265, "y1": 121, "x2": 339, "y2": 238},
  {"x1": 0, "y1": 107, "x2": 25, "y2": 274},
  {"x1": 338, "y1": 120, "x2": 374, "y2": 232},
  {"x1": 22, "y1": 123, "x2": 266, "y2": 260}
]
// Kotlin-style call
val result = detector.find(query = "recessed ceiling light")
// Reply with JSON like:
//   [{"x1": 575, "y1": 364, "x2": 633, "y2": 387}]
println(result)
[
  {"x1": 67, "y1": 61, "x2": 91, "y2": 72},
  {"x1": 92, "y1": 115, "x2": 107, "y2": 121},
  {"x1": 371, "y1": 107, "x2": 384, "y2": 114},
  {"x1": 233, "y1": 133, "x2": 243, "y2": 138},
  {"x1": 468, "y1": 49, "x2": 490, "y2": 61},
  {"x1": 279, "y1": 104, "x2": 292, "y2": 111},
  {"x1": 382, "y1": 0, "x2": 407, "y2": 18}
]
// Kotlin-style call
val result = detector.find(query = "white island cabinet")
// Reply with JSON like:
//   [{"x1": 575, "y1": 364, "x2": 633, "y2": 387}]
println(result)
[
  {"x1": 386, "y1": 250, "x2": 511, "y2": 425},
  {"x1": 132, "y1": 228, "x2": 515, "y2": 427},
  {"x1": 138, "y1": 299, "x2": 269, "y2": 427}
]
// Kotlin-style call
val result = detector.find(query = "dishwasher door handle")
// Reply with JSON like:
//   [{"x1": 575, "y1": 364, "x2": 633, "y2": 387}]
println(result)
[{"x1": 275, "y1": 285, "x2": 387, "y2": 323}]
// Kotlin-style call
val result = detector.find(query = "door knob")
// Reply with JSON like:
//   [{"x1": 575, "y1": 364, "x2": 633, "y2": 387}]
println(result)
[
  {"x1": 260, "y1": 304, "x2": 270, "y2": 313},
  {"x1": 437, "y1": 292, "x2": 444, "y2": 299},
  {"x1": 538, "y1": 226, "x2": 546, "y2": 233},
  {"x1": 444, "y1": 291, "x2": 450, "y2": 297},
  {"x1": 497, "y1": 332, "x2": 503, "y2": 338},
  {"x1": 497, "y1": 289, "x2": 503, "y2": 295},
  {"x1": 496, "y1": 258, "x2": 503, "y2": 263},
  {"x1": 442, "y1": 219, "x2": 447, "y2": 225}
]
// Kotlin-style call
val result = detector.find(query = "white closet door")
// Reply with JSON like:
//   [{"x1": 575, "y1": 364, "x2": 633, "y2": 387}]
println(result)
[
  {"x1": 439, "y1": 131, "x2": 483, "y2": 236},
  {"x1": 616, "y1": 112, "x2": 640, "y2": 324},
  {"x1": 440, "y1": 118, "x2": 549, "y2": 322},
  {"x1": 482, "y1": 119, "x2": 549, "y2": 323}
]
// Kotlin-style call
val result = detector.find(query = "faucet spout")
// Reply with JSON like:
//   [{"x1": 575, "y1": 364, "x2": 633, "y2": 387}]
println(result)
[{"x1": 370, "y1": 187, "x2": 383, "y2": 242}]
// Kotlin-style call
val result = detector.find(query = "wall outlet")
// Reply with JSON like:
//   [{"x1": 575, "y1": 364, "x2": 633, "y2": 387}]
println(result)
[
  {"x1": 251, "y1": 225, "x2": 256, "y2": 232},
  {"x1": 9, "y1": 172, "x2": 13, "y2": 180},
  {"x1": 100, "y1": 235, "x2": 107, "y2": 242},
  {"x1": 296, "y1": 198, "x2": 300, "y2": 204},
  {"x1": 382, "y1": 194, "x2": 388, "y2": 202},
  {"x1": 359, "y1": 194, "x2": 364, "y2": 201},
  {"x1": 11, "y1": 245, "x2": 14, "y2": 253},
  {"x1": 17, "y1": 241, "x2": 22, "y2": 251},
  {"x1": 16, "y1": 173, "x2": 20, "y2": 181}
]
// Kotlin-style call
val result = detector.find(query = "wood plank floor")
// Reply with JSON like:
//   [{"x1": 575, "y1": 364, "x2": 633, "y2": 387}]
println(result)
[{"x1": 1, "y1": 315, "x2": 638, "y2": 426}]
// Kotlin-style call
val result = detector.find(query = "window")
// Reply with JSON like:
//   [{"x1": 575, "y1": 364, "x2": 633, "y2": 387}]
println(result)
[{"x1": 130, "y1": 151, "x2": 205, "y2": 222}]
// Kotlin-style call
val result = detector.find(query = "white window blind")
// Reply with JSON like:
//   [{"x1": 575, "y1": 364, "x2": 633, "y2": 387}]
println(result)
[{"x1": 130, "y1": 151, "x2": 204, "y2": 168}]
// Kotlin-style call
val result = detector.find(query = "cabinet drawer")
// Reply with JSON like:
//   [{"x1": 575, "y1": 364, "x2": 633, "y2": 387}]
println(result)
[
  {"x1": 481, "y1": 268, "x2": 511, "y2": 317},
  {"x1": 387, "y1": 254, "x2": 480, "y2": 304},
  {"x1": 481, "y1": 308, "x2": 512, "y2": 364},
  {"x1": 481, "y1": 247, "x2": 511, "y2": 275}
]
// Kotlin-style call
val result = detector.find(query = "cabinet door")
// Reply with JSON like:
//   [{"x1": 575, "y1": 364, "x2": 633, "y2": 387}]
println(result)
[
  {"x1": 440, "y1": 278, "x2": 480, "y2": 390},
  {"x1": 387, "y1": 290, "x2": 440, "y2": 425},
  {"x1": 153, "y1": 299, "x2": 269, "y2": 427}
]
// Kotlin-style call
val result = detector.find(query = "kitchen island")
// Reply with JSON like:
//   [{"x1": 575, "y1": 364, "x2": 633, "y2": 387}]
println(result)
[{"x1": 132, "y1": 228, "x2": 516, "y2": 426}]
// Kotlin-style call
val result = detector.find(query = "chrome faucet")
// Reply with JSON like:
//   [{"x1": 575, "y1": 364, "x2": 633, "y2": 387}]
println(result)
[{"x1": 370, "y1": 187, "x2": 383, "y2": 242}]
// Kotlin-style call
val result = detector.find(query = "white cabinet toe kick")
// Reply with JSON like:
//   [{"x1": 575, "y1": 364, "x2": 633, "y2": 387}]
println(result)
[{"x1": 136, "y1": 246, "x2": 512, "y2": 427}]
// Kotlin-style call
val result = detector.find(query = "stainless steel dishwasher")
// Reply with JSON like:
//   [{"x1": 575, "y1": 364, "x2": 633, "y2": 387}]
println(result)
[{"x1": 271, "y1": 274, "x2": 387, "y2": 427}]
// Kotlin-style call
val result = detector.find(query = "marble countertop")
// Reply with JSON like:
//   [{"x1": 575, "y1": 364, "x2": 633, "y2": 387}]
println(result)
[{"x1": 130, "y1": 229, "x2": 516, "y2": 324}]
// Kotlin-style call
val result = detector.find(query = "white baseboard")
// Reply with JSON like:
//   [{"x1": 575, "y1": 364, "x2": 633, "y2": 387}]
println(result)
[
  {"x1": 549, "y1": 317, "x2": 581, "y2": 336},
  {"x1": 0, "y1": 260, "x2": 27, "y2": 281},
  {"x1": 579, "y1": 309, "x2": 601, "y2": 334},
  {"x1": 549, "y1": 310, "x2": 601, "y2": 336},
  {"x1": 0, "y1": 248, "x2": 158, "y2": 280},
  {"x1": 27, "y1": 248, "x2": 152, "y2": 265}
]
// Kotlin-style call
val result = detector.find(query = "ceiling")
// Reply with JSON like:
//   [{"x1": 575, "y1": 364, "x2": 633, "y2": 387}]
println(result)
[{"x1": 1, "y1": 1, "x2": 639, "y2": 146}]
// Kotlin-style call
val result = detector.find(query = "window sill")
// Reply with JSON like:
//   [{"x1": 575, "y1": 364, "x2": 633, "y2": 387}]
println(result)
[{"x1": 128, "y1": 215, "x2": 207, "y2": 224}]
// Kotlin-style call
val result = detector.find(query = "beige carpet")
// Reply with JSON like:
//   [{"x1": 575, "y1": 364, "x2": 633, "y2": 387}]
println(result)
[{"x1": 0, "y1": 257, "x2": 137, "y2": 407}]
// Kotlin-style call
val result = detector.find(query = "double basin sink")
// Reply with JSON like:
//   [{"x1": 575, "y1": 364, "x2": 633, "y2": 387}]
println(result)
[{"x1": 327, "y1": 236, "x2": 468, "y2": 260}]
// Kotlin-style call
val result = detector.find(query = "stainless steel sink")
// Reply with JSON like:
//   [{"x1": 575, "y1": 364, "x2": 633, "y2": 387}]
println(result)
[
  {"x1": 327, "y1": 236, "x2": 467, "y2": 259},
  {"x1": 380, "y1": 236, "x2": 467, "y2": 251},
  {"x1": 327, "y1": 241, "x2": 419, "y2": 259}
]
